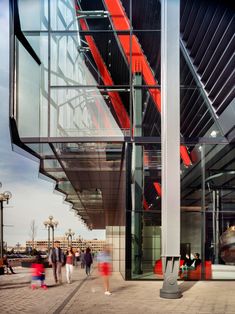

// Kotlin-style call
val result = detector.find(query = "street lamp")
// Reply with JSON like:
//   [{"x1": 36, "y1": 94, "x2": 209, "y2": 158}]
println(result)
[
  {"x1": 0, "y1": 184, "x2": 12, "y2": 258},
  {"x1": 43, "y1": 215, "x2": 58, "y2": 253},
  {"x1": 16, "y1": 242, "x2": 21, "y2": 254},
  {"x1": 65, "y1": 228, "x2": 75, "y2": 246}
]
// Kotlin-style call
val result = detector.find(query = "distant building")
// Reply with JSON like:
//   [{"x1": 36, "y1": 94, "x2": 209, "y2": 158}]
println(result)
[{"x1": 26, "y1": 236, "x2": 106, "y2": 252}]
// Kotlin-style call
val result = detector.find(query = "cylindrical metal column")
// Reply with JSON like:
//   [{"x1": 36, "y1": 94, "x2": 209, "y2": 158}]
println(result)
[
  {"x1": 0, "y1": 201, "x2": 3, "y2": 259},
  {"x1": 48, "y1": 227, "x2": 50, "y2": 253},
  {"x1": 212, "y1": 189, "x2": 216, "y2": 263},
  {"x1": 215, "y1": 190, "x2": 220, "y2": 264},
  {"x1": 160, "y1": 0, "x2": 181, "y2": 299},
  {"x1": 52, "y1": 226, "x2": 54, "y2": 248},
  {"x1": 132, "y1": 73, "x2": 143, "y2": 275}
]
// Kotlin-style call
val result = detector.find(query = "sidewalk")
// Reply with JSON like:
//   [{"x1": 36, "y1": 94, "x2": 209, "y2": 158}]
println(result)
[{"x1": 0, "y1": 265, "x2": 235, "y2": 314}]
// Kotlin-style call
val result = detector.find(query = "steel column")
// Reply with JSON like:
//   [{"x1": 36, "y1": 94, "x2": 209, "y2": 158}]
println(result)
[
  {"x1": 160, "y1": 0, "x2": 181, "y2": 299},
  {"x1": 0, "y1": 201, "x2": 3, "y2": 259},
  {"x1": 52, "y1": 226, "x2": 54, "y2": 248},
  {"x1": 201, "y1": 144, "x2": 206, "y2": 278},
  {"x1": 48, "y1": 227, "x2": 50, "y2": 253},
  {"x1": 215, "y1": 190, "x2": 220, "y2": 263},
  {"x1": 132, "y1": 73, "x2": 143, "y2": 274}
]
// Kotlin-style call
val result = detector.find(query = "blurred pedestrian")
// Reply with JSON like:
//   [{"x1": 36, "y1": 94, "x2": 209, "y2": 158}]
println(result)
[
  {"x1": 31, "y1": 254, "x2": 47, "y2": 290},
  {"x1": 3, "y1": 255, "x2": 16, "y2": 274},
  {"x1": 97, "y1": 245, "x2": 112, "y2": 295},
  {"x1": 66, "y1": 246, "x2": 75, "y2": 284},
  {"x1": 84, "y1": 247, "x2": 93, "y2": 276},
  {"x1": 75, "y1": 249, "x2": 80, "y2": 266},
  {"x1": 80, "y1": 250, "x2": 85, "y2": 269},
  {"x1": 49, "y1": 241, "x2": 64, "y2": 284}
]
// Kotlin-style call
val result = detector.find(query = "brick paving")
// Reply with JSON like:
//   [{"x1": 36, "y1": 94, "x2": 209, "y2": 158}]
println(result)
[{"x1": 0, "y1": 265, "x2": 235, "y2": 314}]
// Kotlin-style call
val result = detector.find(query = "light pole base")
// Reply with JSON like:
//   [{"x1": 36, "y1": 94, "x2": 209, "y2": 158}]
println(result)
[
  {"x1": 160, "y1": 287, "x2": 182, "y2": 299},
  {"x1": 160, "y1": 256, "x2": 182, "y2": 299}
]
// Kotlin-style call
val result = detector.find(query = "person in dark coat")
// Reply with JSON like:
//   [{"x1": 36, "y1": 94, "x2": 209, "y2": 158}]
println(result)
[
  {"x1": 192, "y1": 253, "x2": 201, "y2": 268},
  {"x1": 84, "y1": 247, "x2": 93, "y2": 276},
  {"x1": 49, "y1": 241, "x2": 64, "y2": 284}
]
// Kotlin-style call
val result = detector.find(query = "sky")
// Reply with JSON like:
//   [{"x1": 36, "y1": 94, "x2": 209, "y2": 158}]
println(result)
[{"x1": 0, "y1": 0, "x2": 105, "y2": 246}]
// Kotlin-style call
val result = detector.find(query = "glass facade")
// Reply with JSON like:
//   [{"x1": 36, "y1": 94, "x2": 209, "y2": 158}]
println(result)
[{"x1": 10, "y1": 0, "x2": 235, "y2": 281}]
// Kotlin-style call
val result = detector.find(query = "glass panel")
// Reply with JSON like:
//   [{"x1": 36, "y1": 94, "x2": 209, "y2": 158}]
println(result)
[
  {"x1": 50, "y1": 0, "x2": 78, "y2": 31},
  {"x1": 136, "y1": 88, "x2": 161, "y2": 137},
  {"x1": 20, "y1": 34, "x2": 48, "y2": 138},
  {"x1": 180, "y1": 211, "x2": 202, "y2": 280},
  {"x1": 50, "y1": 34, "x2": 91, "y2": 86},
  {"x1": 120, "y1": 225, "x2": 126, "y2": 279},
  {"x1": 17, "y1": 40, "x2": 40, "y2": 137},
  {"x1": 204, "y1": 143, "x2": 235, "y2": 279},
  {"x1": 50, "y1": 88, "x2": 125, "y2": 137},
  {"x1": 121, "y1": 0, "x2": 161, "y2": 30},
  {"x1": 130, "y1": 211, "x2": 161, "y2": 279},
  {"x1": 50, "y1": 33, "x2": 130, "y2": 86},
  {"x1": 26, "y1": 143, "x2": 53, "y2": 156},
  {"x1": 18, "y1": 0, "x2": 48, "y2": 31}
]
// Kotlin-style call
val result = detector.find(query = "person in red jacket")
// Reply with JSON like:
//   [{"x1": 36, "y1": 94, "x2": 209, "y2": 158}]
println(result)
[{"x1": 31, "y1": 254, "x2": 47, "y2": 290}]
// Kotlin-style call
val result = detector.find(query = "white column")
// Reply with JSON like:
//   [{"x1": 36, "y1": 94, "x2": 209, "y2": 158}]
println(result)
[{"x1": 160, "y1": 0, "x2": 181, "y2": 299}]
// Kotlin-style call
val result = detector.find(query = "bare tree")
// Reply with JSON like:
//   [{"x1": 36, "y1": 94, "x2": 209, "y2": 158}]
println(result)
[{"x1": 29, "y1": 220, "x2": 37, "y2": 249}]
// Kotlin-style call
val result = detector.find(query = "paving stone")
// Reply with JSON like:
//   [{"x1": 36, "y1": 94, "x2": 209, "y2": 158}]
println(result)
[{"x1": 0, "y1": 265, "x2": 235, "y2": 314}]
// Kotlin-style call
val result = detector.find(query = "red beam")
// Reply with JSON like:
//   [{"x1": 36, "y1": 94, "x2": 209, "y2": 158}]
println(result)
[
  {"x1": 153, "y1": 182, "x2": 162, "y2": 197},
  {"x1": 75, "y1": 3, "x2": 130, "y2": 129},
  {"x1": 180, "y1": 145, "x2": 192, "y2": 167},
  {"x1": 104, "y1": 0, "x2": 161, "y2": 112},
  {"x1": 143, "y1": 197, "x2": 149, "y2": 210}
]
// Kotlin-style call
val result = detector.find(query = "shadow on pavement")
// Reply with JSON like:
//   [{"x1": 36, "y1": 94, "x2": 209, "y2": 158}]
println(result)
[
  {"x1": 112, "y1": 285, "x2": 135, "y2": 293},
  {"x1": 179, "y1": 281, "x2": 197, "y2": 293},
  {"x1": 0, "y1": 283, "x2": 30, "y2": 290}
]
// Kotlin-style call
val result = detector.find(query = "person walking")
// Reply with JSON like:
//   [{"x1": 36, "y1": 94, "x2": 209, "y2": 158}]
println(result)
[
  {"x1": 97, "y1": 245, "x2": 112, "y2": 295},
  {"x1": 31, "y1": 254, "x2": 47, "y2": 290},
  {"x1": 80, "y1": 249, "x2": 85, "y2": 269},
  {"x1": 84, "y1": 247, "x2": 93, "y2": 276},
  {"x1": 75, "y1": 249, "x2": 80, "y2": 267},
  {"x1": 66, "y1": 246, "x2": 74, "y2": 284},
  {"x1": 3, "y1": 255, "x2": 16, "y2": 274},
  {"x1": 49, "y1": 241, "x2": 64, "y2": 284}
]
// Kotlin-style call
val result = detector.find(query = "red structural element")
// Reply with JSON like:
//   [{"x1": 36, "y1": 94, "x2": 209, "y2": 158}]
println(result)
[
  {"x1": 180, "y1": 145, "x2": 192, "y2": 167},
  {"x1": 75, "y1": 3, "x2": 130, "y2": 129},
  {"x1": 104, "y1": 0, "x2": 161, "y2": 111},
  {"x1": 143, "y1": 197, "x2": 149, "y2": 210},
  {"x1": 153, "y1": 182, "x2": 162, "y2": 197},
  {"x1": 104, "y1": 0, "x2": 192, "y2": 167}
]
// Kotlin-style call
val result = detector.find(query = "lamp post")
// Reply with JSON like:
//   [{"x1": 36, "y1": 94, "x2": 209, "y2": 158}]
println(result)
[
  {"x1": 65, "y1": 228, "x2": 75, "y2": 246},
  {"x1": 0, "y1": 184, "x2": 12, "y2": 258},
  {"x1": 16, "y1": 242, "x2": 21, "y2": 254},
  {"x1": 43, "y1": 215, "x2": 58, "y2": 253}
]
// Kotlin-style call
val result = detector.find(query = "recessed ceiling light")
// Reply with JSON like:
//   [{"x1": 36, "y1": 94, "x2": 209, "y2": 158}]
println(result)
[{"x1": 210, "y1": 130, "x2": 217, "y2": 138}]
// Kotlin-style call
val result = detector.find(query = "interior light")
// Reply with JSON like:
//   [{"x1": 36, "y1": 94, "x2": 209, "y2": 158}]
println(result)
[{"x1": 210, "y1": 130, "x2": 217, "y2": 138}]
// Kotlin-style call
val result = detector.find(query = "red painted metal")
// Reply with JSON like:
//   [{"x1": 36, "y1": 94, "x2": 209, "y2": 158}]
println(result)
[
  {"x1": 104, "y1": 0, "x2": 161, "y2": 112},
  {"x1": 75, "y1": 3, "x2": 130, "y2": 129},
  {"x1": 180, "y1": 145, "x2": 192, "y2": 167},
  {"x1": 104, "y1": 0, "x2": 192, "y2": 166},
  {"x1": 143, "y1": 197, "x2": 149, "y2": 210},
  {"x1": 153, "y1": 182, "x2": 162, "y2": 197}
]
